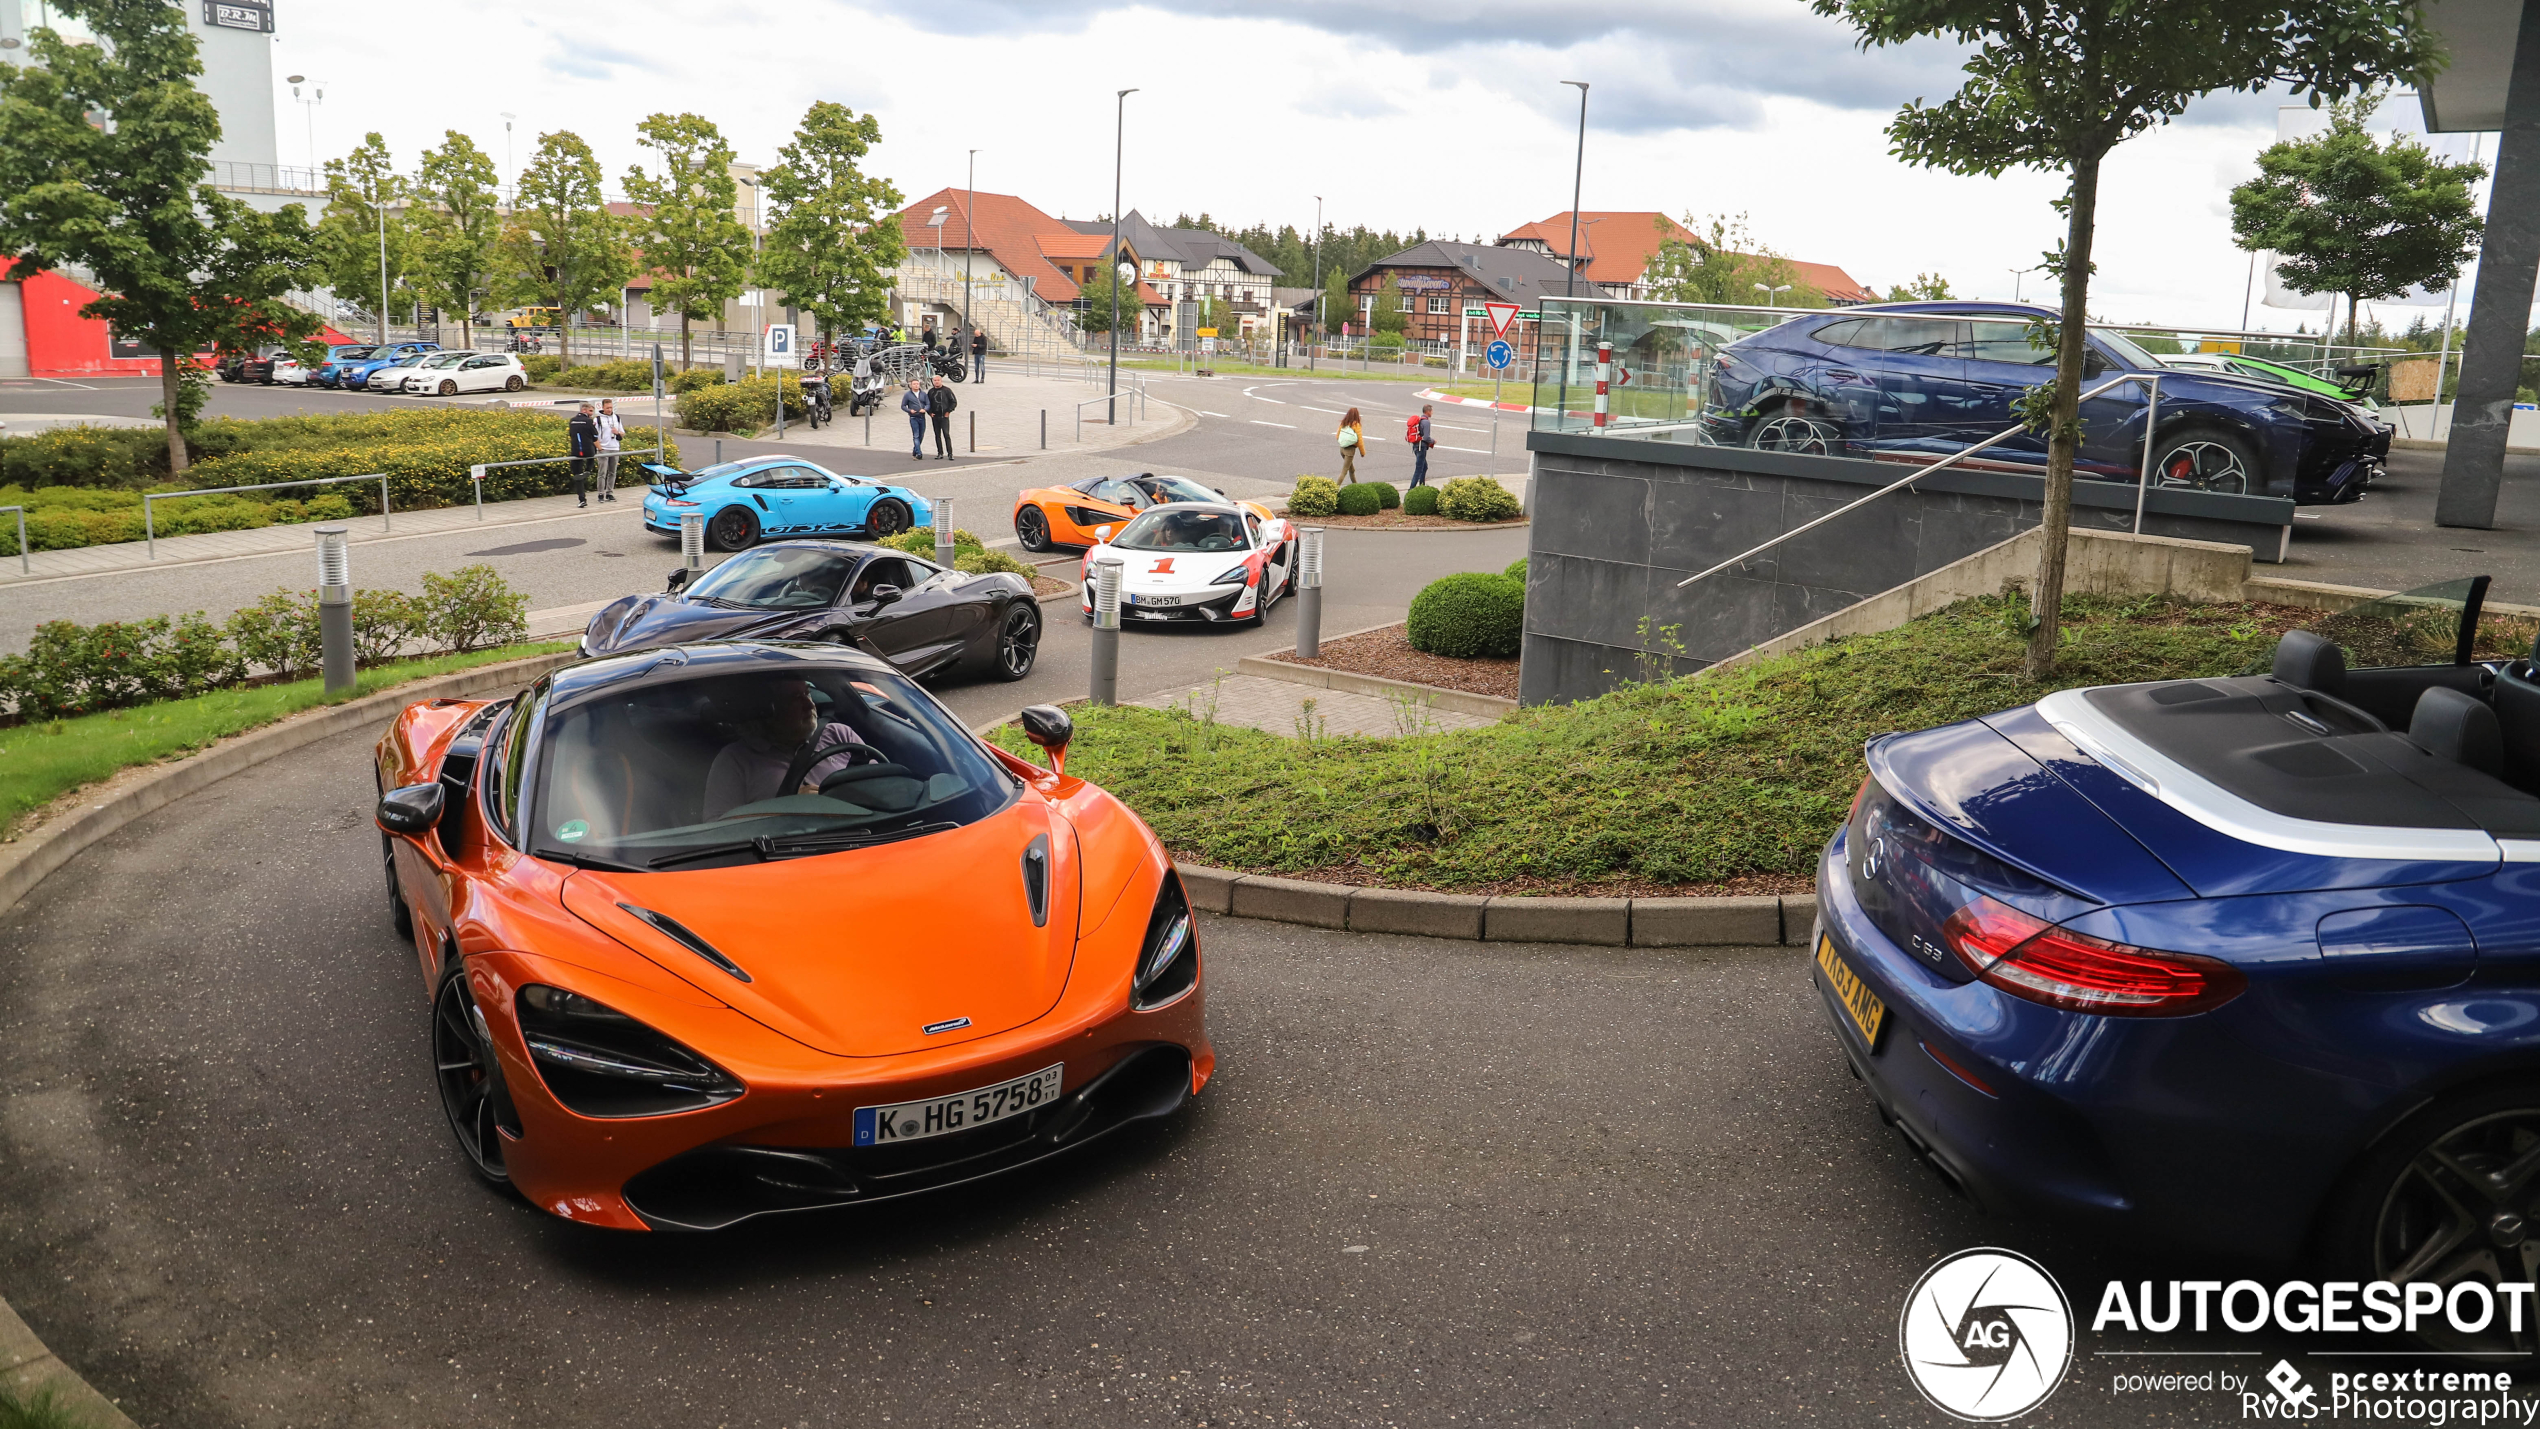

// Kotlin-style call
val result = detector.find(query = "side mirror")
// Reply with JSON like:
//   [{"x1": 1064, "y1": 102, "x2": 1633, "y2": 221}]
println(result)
[
  {"x1": 1094, "y1": 525, "x2": 1113, "y2": 543},
  {"x1": 667, "y1": 568, "x2": 691, "y2": 594},
  {"x1": 1018, "y1": 704, "x2": 1073, "y2": 777},
  {"x1": 377, "y1": 782, "x2": 446, "y2": 836},
  {"x1": 869, "y1": 583, "x2": 904, "y2": 606}
]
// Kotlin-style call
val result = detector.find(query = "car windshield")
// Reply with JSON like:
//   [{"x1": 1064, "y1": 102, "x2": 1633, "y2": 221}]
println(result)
[
  {"x1": 2094, "y1": 330, "x2": 2165, "y2": 372},
  {"x1": 530, "y1": 667, "x2": 1015, "y2": 871},
  {"x1": 685, "y1": 548, "x2": 861, "y2": 608},
  {"x1": 687, "y1": 460, "x2": 754, "y2": 482},
  {"x1": 1110, "y1": 508, "x2": 1248, "y2": 552},
  {"x1": 421, "y1": 353, "x2": 467, "y2": 368},
  {"x1": 1135, "y1": 475, "x2": 1221, "y2": 504},
  {"x1": 331, "y1": 346, "x2": 374, "y2": 361}
]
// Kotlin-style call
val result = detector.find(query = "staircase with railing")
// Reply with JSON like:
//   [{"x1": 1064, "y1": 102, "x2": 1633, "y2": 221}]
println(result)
[{"x1": 890, "y1": 268, "x2": 1088, "y2": 365}]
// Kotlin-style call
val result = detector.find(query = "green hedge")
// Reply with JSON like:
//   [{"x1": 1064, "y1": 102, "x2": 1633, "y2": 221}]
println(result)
[
  {"x1": 1336, "y1": 482, "x2": 1382, "y2": 516},
  {"x1": 1287, "y1": 475, "x2": 1340, "y2": 517},
  {"x1": 521, "y1": 355, "x2": 563, "y2": 382},
  {"x1": 881, "y1": 526, "x2": 984, "y2": 558},
  {"x1": 677, "y1": 374, "x2": 811, "y2": 433},
  {"x1": 1, "y1": 564, "x2": 527, "y2": 718},
  {"x1": 1403, "y1": 484, "x2": 1440, "y2": 515},
  {"x1": 1439, "y1": 474, "x2": 1522, "y2": 522},
  {"x1": 1406, "y1": 572, "x2": 1525, "y2": 659},
  {"x1": 1506, "y1": 557, "x2": 1528, "y2": 581}
]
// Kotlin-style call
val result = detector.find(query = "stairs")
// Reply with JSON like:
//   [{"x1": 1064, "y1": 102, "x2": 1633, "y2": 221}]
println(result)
[{"x1": 891, "y1": 269, "x2": 1087, "y2": 363}]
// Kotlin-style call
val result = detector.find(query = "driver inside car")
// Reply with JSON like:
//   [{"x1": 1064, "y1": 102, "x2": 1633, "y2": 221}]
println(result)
[{"x1": 702, "y1": 676, "x2": 869, "y2": 819}]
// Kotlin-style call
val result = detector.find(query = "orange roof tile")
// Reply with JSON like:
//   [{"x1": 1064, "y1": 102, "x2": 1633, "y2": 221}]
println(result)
[
  {"x1": 1502, "y1": 211, "x2": 1875, "y2": 303},
  {"x1": 896, "y1": 188, "x2": 1086, "y2": 302}
]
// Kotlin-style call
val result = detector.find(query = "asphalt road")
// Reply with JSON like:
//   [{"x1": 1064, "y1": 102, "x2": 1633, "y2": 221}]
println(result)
[{"x1": 0, "y1": 722, "x2": 2307, "y2": 1429}]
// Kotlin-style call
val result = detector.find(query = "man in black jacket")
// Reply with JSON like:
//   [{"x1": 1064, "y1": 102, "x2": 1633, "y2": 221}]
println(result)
[
  {"x1": 970, "y1": 327, "x2": 988, "y2": 383},
  {"x1": 926, "y1": 375, "x2": 957, "y2": 460},
  {"x1": 566, "y1": 402, "x2": 598, "y2": 507}
]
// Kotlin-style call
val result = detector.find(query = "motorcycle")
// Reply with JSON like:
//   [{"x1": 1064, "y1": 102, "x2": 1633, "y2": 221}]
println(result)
[
  {"x1": 506, "y1": 332, "x2": 544, "y2": 354},
  {"x1": 800, "y1": 374, "x2": 834, "y2": 429},
  {"x1": 928, "y1": 349, "x2": 968, "y2": 383}
]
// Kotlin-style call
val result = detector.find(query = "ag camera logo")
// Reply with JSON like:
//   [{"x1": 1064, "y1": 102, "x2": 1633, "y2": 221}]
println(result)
[{"x1": 1900, "y1": 1247, "x2": 2074, "y2": 1421}]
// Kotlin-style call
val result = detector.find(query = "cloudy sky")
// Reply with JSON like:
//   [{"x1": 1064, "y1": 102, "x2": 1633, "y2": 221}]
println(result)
[{"x1": 260, "y1": 0, "x2": 2490, "y2": 335}]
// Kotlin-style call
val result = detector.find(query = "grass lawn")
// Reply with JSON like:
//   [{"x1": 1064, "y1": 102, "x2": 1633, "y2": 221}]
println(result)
[
  {"x1": 990, "y1": 594, "x2": 2316, "y2": 896},
  {"x1": 0, "y1": 641, "x2": 572, "y2": 838},
  {"x1": 0, "y1": 1382, "x2": 99, "y2": 1429}
]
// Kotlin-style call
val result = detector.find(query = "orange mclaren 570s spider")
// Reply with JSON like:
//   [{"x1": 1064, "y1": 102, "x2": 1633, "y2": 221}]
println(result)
[
  {"x1": 373, "y1": 640, "x2": 1210, "y2": 1230},
  {"x1": 1012, "y1": 471, "x2": 1276, "y2": 551}
]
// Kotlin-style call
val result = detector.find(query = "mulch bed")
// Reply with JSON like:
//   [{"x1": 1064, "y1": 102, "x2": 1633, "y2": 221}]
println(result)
[
  {"x1": 1172, "y1": 851, "x2": 1814, "y2": 900},
  {"x1": 1288, "y1": 509, "x2": 1523, "y2": 531},
  {"x1": 1028, "y1": 574, "x2": 1073, "y2": 598},
  {"x1": 1266, "y1": 624, "x2": 1518, "y2": 700}
]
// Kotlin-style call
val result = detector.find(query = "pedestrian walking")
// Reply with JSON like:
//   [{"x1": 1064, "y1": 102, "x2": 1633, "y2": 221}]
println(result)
[
  {"x1": 1409, "y1": 403, "x2": 1435, "y2": 488},
  {"x1": 899, "y1": 379, "x2": 928, "y2": 458},
  {"x1": 927, "y1": 374, "x2": 958, "y2": 460},
  {"x1": 921, "y1": 317, "x2": 939, "y2": 353},
  {"x1": 1337, "y1": 406, "x2": 1363, "y2": 482},
  {"x1": 970, "y1": 326, "x2": 988, "y2": 383},
  {"x1": 593, "y1": 398, "x2": 627, "y2": 502},
  {"x1": 566, "y1": 401, "x2": 598, "y2": 507}
]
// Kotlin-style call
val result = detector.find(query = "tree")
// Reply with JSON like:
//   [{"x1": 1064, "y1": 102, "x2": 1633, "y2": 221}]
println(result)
[
  {"x1": 411, "y1": 131, "x2": 503, "y2": 353},
  {"x1": 2230, "y1": 91, "x2": 2485, "y2": 349},
  {"x1": 1372, "y1": 272, "x2": 1409, "y2": 337},
  {"x1": 312, "y1": 133, "x2": 417, "y2": 334},
  {"x1": 495, "y1": 130, "x2": 632, "y2": 367},
  {"x1": 623, "y1": 113, "x2": 752, "y2": 369},
  {"x1": 1321, "y1": 263, "x2": 1352, "y2": 336},
  {"x1": 1814, "y1": 0, "x2": 2439, "y2": 678},
  {"x1": 759, "y1": 101, "x2": 906, "y2": 348},
  {"x1": 1890, "y1": 272, "x2": 1955, "y2": 301},
  {"x1": 1074, "y1": 264, "x2": 1141, "y2": 334},
  {"x1": 1645, "y1": 214, "x2": 1824, "y2": 307},
  {"x1": 0, "y1": 0, "x2": 322, "y2": 475}
]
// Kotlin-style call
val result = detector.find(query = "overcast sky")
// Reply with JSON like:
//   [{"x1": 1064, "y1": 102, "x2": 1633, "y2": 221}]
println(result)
[{"x1": 264, "y1": 0, "x2": 2492, "y2": 336}]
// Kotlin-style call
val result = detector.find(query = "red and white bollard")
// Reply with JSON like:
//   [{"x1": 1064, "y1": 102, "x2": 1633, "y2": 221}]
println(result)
[{"x1": 1594, "y1": 342, "x2": 1612, "y2": 428}]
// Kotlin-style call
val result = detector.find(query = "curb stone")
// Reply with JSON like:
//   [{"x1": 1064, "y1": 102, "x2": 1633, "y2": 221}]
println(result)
[
  {"x1": 0, "y1": 647, "x2": 578, "y2": 1429},
  {"x1": 1172, "y1": 864, "x2": 1811, "y2": 950}
]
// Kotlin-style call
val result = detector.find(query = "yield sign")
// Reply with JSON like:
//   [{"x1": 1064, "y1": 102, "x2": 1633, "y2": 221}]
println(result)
[{"x1": 1484, "y1": 302, "x2": 1521, "y2": 338}]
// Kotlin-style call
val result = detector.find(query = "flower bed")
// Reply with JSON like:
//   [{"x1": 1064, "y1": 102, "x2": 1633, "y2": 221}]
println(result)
[{"x1": 1267, "y1": 624, "x2": 1518, "y2": 700}]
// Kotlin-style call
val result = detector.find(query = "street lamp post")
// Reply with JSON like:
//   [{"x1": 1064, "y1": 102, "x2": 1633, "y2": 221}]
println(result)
[
  {"x1": 1309, "y1": 194, "x2": 1322, "y2": 373},
  {"x1": 1110, "y1": 88, "x2": 1138, "y2": 419},
  {"x1": 369, "y1": 173, "x2": 390, "y2": 345},
  {"x1": 286, "y1": 77, "x2": 321, "y2": 178},
  {"x1": 964, "y1": 149, "x2": 978, "y2": 379},
  {"x1": 500, "y1": 113, "x2": 516, "y2": 210},
  {"x1": 1753, "y1": 282, "x2": 1793, "y2": 304},
  {"x1": 1557, "y1": 80, "x2": 1589, "y2": 426}
]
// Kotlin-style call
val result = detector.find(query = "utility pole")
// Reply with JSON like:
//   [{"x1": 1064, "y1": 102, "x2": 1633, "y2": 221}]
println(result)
[
  {"x1": 500, "y1": 113, "x2": 516, "y2": 210},
  {"x1": 1559, "y1": 80, "x2": 1589, "y2": 428},
  {"x1": 371, "y1": 172, "x2": 390, "y2": 345},
  {"x1": 1309, "y1": 194, "x2": 1322, "y2": 374},
  {"x1": 965, "y1": 149, "x2": 978, "y2": 370},
  {"x1": 1111, "y1": 88, "x2": 1137, "y2": 420}
]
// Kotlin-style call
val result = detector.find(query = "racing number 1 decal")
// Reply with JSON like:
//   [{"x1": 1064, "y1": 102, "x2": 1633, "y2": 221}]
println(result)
[{"x1": 1150, "y1": 558, "x2": 1175, "y2": 574}]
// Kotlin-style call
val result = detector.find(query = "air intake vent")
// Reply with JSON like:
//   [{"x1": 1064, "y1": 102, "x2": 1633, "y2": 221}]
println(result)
[
  {"x1": 1021, "y1": 834, "x2": 1050, "y2": 927},
  {"x1": 619, "y1": 903, "x2": 752, "y2": 982}
]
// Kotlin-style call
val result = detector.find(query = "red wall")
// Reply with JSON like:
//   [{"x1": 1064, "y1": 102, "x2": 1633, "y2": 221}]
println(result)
[{"x1": 7, "y1": 261, "x2": 352, "y2": 377}]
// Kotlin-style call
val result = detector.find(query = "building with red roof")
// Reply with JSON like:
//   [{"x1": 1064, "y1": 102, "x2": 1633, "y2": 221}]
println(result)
[{"x1": 1496, "y1": 212, "x2": 1875, "y2": 305}]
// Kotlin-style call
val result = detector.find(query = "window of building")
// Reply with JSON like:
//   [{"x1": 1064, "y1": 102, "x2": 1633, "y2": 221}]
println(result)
[
  {"x1": 1397, "y1": 293, "x2": 1414, "y2": 312},
  {"x1": 1360, "y1": 294, "x2": 1375, "y2": 314},
  {"x1": 1427, "y1": 295, "x2": 1450, "y2": 314}
]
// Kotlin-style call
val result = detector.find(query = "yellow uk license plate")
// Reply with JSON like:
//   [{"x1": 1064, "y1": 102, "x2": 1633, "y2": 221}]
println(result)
[{"x1": 1817, "y1": 933, "x2": 1886, "y2": 1052}]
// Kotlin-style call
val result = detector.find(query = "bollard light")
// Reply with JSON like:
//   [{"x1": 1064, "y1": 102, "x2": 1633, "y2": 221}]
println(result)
[
  {"x1": 314, "y1": 525, "x2": 354, "y2": 695},
  {"x1": 933, "y1": 496, "x2": 956, "y2": 570},
  {"x1": 1089, "y1": 555, "x2": 1124, "y2": 706},
  {"x1": 1293, "y1": 525, "x2": 1326, "y2": 659},
  {"x1": 1091, "y1": 556, "x2": 1124, "y2": 630},
  {"x1": 680, "y1": 510, "x2": 705, "y2": 570},
  {"x1": 1297, "y1": 526, "x2": 1324, "y2": 589}
]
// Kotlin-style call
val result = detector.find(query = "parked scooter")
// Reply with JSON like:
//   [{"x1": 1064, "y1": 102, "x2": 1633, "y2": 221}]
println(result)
[{"x1": 800, "y1": 374, "x2": 833, "y2": 429}]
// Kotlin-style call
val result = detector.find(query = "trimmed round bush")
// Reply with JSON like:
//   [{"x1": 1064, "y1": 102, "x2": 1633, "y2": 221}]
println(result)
[
  {"x1": 1506, "y1": 557, "x2": 1528, "y2": 581},
  {"x1": 955, "y1": 549, "x2": 1034, "y2": 577},
  {"x1": 1375, "y1": 482, "x2": 1400, "y2": 510},
  {"x1": 1438, "y1": 475, "x2": 1522, "y2": 522},
  {"x1": 1402, "y1": 484, "x2": 1440, "y2": 515},
  {"x1": 1287, "y1": 475, "x2": 1340, "y2": 517},
  {"x1": 1336, "y1": 482, "x2": 1382, "y2": 516},
  {"x1": 1406, "y1": 572, "x2": 1525, "y2": 659}
]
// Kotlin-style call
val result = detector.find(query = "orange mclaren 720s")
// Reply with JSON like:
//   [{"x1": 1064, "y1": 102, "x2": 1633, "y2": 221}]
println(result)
[
  {"x1": 1012, "y1": 471, "x2": 1275, "y2": 551},
  {"x1": 372, "y1": 641, "x2": 1211, "y2": 1230}
]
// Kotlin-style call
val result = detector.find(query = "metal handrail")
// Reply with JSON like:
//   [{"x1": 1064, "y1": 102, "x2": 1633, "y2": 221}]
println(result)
[
  {"x1": 1074, "y1": 384, "x2": 1148, "y2": 441},
  {"x1": 145, "y1": 472, "x2": 390, "y2": 560},
  {"x1": 0, "y1": 506, "x2": 26, "y2": 575},
  {"x1": 1676, "y1": 373, "x2": 2153, "y2": 589}
]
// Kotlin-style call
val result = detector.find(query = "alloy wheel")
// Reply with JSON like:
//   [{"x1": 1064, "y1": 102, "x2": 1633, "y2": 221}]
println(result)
[
  {"x1": 2371, "y1": 1107, "x2": 2540, "y2": 1354},
  {"x1": 998, "y1": 604, "x2": 1042, "y2": 680},
  {"x1": 2155, "y1": 441, "x2": 2251, "y2": 495},
  {"x1": 439, "y1": 380, "x2": 458, "y2": 396},
  {"x1": 505, "y1": 375, "x2": 524, "y2": 392},
  {"x1": 709, "y1": 507, "x2": 757, "y2": 551},
  {"x1": 432, "y1": 971, "x2": 516, "y2": 1185},
  {"x1": 1749, "y1": 412, "x2": 1838, "y2": 455},
  {"x1": 1016, "y1": 506, "x2": 1051, "y2": 552},
  {"x1": 869, "y1": 500, "x2": 910, "y2": 539}
]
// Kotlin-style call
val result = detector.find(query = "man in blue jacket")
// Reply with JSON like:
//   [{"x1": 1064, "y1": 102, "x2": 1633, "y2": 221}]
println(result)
[{"x1": 899, "y1": 379, "x2": 928, "y2": 458}]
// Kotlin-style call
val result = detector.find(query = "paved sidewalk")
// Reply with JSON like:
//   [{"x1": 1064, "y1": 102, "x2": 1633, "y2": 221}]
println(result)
[{"x1": 1137, "y1": 672, "x2": 1499, "y2": 738}]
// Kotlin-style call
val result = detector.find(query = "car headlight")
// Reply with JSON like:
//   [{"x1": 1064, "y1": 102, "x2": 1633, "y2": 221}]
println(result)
[
  {"x1": 514, "y1": 984, "x2": 743, "y2": 1117},
  {"x1": 1210, "y1": 565, "x2": 1252, "y2": 586},
  {"x1": 1131, "y1": 873, "x2": 1197, "y2": 1010}
]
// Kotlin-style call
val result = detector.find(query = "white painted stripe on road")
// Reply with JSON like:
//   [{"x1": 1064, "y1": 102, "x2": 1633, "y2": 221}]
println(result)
[
  {"x1": 1438, "y1": 445, "x2": 1491, "y2": 454},
  {"x1": 1201, "y1": 410, "x2": 1230, "y2": 418},
  {"x1": 1251, "y1": 420, "x2": 1295, "y2": 428},
  {"x1": 1302, "y1": 406, "x2": 1344, "y2": 415}
]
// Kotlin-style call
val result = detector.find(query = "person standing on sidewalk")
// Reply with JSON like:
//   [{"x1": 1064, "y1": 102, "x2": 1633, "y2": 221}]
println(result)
[
  {"x1": 899, "y1": 378, "x2": 928, "y2": 458},
  {"x1": 970, "y1": 326, "x2": 988, "y2": 383},
  {"x1": 927, "y1": 374, "x2": 958, "y2": 460},
  {"x1": 1337, "y1": 407, "x2": 1363, "y2": 482},
  {"x1": 593, "y1": 399, "x2": 627, "y2": 503},
  {"x1": 1409, "y1": 403, "x2": 1435, "y2": 488},
  {"x1": 566, "y1": 401, "x2": 598, "y2": 508}
]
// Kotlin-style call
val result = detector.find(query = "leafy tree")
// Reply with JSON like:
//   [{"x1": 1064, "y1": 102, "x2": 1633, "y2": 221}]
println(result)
[
  {"x1": 0, "y1": 0, "x2": 322, "y2": 474},
  {"x1": 1814, "y1": 0, "x2": 2439, "y2": 678},
  {"x1": 1372, "y1": 272, "x2": 1409, "y2": 335},
  {"x1": 2230, "y1": 91, "x2": 2485, "y2": 349},
  {"x1": 1890, "y1": 272, "x2": 1955, "y2": 300},
  {"x1": 495, "y1": 130, "x2": 632, "y2": 367},
  {"x1": 313, "y1": 133, "x2": 417, "y2": 336},
  {"x1": 1646, "y1": 214, "x2": 1823, "y2": 307},
  {"x1": 411, "y1": 131, "x2": 503, "y2": 353},
  {"x1": 1321, "y1": 263, "x2": 1352, "y2": 336},
  {"x1": 1074, "y1": 263, "x2": 1142, "y2": 334},
  {"x1": 623, "y1": 112, "x2": 752, "y2": 369},
  {"x1": 760, "y1": 101, "x2": 906, "y2": 349}
]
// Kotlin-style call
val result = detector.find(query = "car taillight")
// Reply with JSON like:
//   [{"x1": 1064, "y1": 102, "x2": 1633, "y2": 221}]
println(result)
[{"x1": 1940, "y1": 894, "x2": 2246, "y2": 1017}]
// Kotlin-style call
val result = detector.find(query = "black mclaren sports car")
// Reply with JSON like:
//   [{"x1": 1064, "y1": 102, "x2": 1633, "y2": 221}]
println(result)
[{"x1": 579, "y1": 540, "x2": 1042, "y2": 683}]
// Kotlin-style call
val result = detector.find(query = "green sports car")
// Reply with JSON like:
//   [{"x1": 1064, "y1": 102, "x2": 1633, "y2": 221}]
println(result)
[{"x1": 2161, "y1": 351, "x2": 2378, "y2": 407}]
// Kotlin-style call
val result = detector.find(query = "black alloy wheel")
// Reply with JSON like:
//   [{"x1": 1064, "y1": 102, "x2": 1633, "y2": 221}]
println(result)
[
  {"x1": 867, "y1": 499, "x2": 911, "y2": 539},
  {"x1": 1016, "y1": 505, "x2": 1052, "y2": 552},
  {"x1": 2330, "y1": 1085, "x2": 2540, "y2": 1353},
  {"x1": 1747, "y1": 406, "x2": 1839, "y2": 455},
  {"x1": 708, "y1": 505, "x2": 760, "y2": 551},
  {"x1": 381, "y1": 832, "x2": 413, "y2": 940},
  {"x1": 432, "y1": 969, "x2": 518, "y2": 1187},
  {"x1": 1277, "y1": 544, "x2": 1297, "y2": 596},
  {"x1": 2149, "y1": 428, "x2": 2257, "y2": 496},
  {"x1": 995, "y1": 603, "x2": 1042, "y2": 681}
]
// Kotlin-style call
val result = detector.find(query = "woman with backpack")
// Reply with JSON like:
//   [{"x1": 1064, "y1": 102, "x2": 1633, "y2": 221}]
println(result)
[{"x1": 1337, "y1": 407, "x2": 1364, "y2": 481}]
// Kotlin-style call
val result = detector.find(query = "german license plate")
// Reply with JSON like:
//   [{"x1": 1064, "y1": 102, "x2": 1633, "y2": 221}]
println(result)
[
  {"x1": 1127, "y1": 592, "x2": 1180, "y2": 607},
  {"x1": 1817, "y1": 934, "x2": 1886, "y2": 1051},
  {"x1": 853, "y1": 1064, "x2": 1063, "y2": 1146}
]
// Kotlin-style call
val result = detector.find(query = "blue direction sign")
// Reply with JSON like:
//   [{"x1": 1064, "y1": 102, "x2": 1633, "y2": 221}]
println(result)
[{"x1": 1484, "y1": 339, "x2": 1514, "y2": 369}]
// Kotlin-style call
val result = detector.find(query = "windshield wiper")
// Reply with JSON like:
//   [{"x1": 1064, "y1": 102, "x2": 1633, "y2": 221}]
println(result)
[
  {"x1": 646, "y1": 820, "x2": 957, "y2": 868},
  {"x1": 647, "y1": 838, "x2": 773, "y2": 869},
  {"x1": 539, "y1": 849, "x2": 650, "y2": 873}
]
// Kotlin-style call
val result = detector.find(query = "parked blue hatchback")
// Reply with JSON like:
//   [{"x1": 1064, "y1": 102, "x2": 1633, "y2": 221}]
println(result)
[
  {"x1": 333, "y1": 340, "x2": 439, "y2": 391},
  {"x1": 310, "y1": 343, "x2": 377, "y2": 389},
  {"x1": 1815, "y1": 578, "x2": 2540, "y2": 1350},
  {"x1": 641, "y1": 457, "x2": 934, "y2": 550},
  {"x1": 1699, "y1": 301, "x2": 2389, "y2": 504}
]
